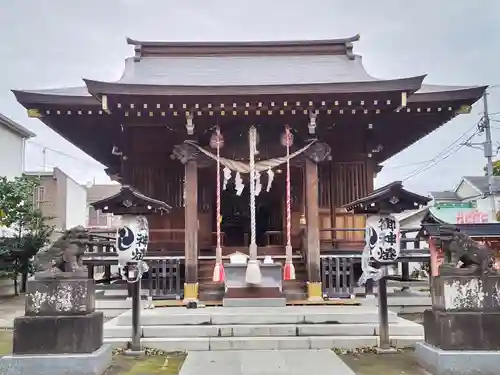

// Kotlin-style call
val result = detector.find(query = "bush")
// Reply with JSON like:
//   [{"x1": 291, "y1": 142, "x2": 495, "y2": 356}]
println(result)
[{"x1": 0, "y1": 175, "x2": 53, "y2": 294}]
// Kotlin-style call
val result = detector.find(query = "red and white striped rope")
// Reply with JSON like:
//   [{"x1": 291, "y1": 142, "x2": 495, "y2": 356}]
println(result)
[
  {"x1": 216, "y1": 130, "x2": 222, "y2": 254},
  {"x1": 285, "y1": 127, "x2": 291, "y2": 247}
]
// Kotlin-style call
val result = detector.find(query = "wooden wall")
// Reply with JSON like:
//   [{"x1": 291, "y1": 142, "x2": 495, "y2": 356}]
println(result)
[
  {"x1": 129, "y1": 158, "x2": 372, "y2": 252},
  {"x1": 129, "y1": 162, "x2": 214, "y2": 250},
  {"x1": 315, "y1": 161, "x2": 369, "y2": 246}
]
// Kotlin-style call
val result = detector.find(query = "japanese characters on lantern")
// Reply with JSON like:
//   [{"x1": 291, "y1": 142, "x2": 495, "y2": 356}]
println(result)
[
  {"x1": 116, "y1": 215, "x2": 150, "y2": 280},
  {"x1": 366, "y1": 214, "x2": 401, "y2": 263}
]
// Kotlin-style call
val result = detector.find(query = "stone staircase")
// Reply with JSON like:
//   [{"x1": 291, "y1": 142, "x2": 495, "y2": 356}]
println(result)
[{"x1": 103, "y1": 305, "x2": 423, "y2": 351}]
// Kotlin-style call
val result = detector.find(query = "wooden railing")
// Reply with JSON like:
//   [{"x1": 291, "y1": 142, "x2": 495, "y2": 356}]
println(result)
[
  {"x1": 320, "y1": 228, "x2": 431, "y2": 298},
  {"x1": 81, "y1": 227, "x2": 431, "y2": 300},
  {"x1": 145, "y1": 258, "x2": 183, "y2": 300}
]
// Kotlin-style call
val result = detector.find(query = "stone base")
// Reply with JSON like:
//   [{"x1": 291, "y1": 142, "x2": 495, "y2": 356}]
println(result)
[
  {"x1": 223, "y1": 297, "x2": 286, "y2": 307},
  {"x1": 424, "y1": 309, "x2": 500, "y2": 350},
  {"x1": 415, "y1": 341, "x2": 500, "y2": 375},
  {"x1": 25, "y1": 278, "x2": 96, "y2": 316},
  {"x1": 431, "y1": 275, "x2": 500, "y2": 312},
  {"x1": 13, "y1": 311, "x2": 103, "y2": 354},
  {"x1": 0, "y1": 344, "x2": 112, "y2": 375}
]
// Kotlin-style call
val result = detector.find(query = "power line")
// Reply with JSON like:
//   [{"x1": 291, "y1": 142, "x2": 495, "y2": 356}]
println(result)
[
  {"x1": 27, "y1": 141, "x2": 103, "y2": 168},
  {"x1": 403, "y1": 129, "x2": 480, "y2": 182},
  {"x1": 383, "y1": 159, "x2": 435, "y2": 169},
  {"x1": 402, "y1": 120, "x2": 481, "y2": 181}
]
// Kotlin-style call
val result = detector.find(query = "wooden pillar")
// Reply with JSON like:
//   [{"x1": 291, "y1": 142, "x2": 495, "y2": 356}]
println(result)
[
  {"x1": 305, "y1": 158, "x2": 322, "y2": 301},
  {"x1": 184, "y1": 159, "x2": 199, "y2": 301}
]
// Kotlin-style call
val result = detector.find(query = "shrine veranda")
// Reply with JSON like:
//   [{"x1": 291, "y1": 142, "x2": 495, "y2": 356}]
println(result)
[{"x1": 13, "y1": 35, "x2": 486, "y2": 301}]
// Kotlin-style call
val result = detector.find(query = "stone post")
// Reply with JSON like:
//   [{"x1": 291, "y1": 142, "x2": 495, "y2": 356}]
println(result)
[
  {"x1": 0, "y1": 274, "x2": 112, "y2": 375},
  {"x1": 415, "y1": 230, "x2": 500, "y2": 375}
]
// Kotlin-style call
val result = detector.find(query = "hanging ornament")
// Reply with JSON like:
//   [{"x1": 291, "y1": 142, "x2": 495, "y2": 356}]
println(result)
[
  {"x1": 246, "y1": 125, "x2": 262, "y2": 285},
  {"x1": 282, "y1": 125, "x2": 295, "y2": 281},
  {"x1": 254, "y1": 171, "x2": 262, "y2": 196},
  {"x1": 210, "y1": 127, "x2": 225, "y2": 149},
  {"x1": 266, "y1": 168, "x2": 274, "y2": 192},
  {"x1": 235, "y1": 172, "x2": 244, "y2": 196},
  {"x1": 223, "y1": 166, "x2": 232, "y2": 190},
  {"x1": 210, "y1": 126, "x2": 225, "y2": 283},
  {"x1": 280, "y1": 127, "x2": 294, "y2": 148}
]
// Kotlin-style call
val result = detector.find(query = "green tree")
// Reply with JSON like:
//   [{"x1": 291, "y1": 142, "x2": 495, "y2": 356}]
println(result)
[
  {"x1": 0, "y1": 175, "x2": 53, "y2": 294},
  {"x1": 493, "y1": 160, "x2": 500, "y2": 176}
]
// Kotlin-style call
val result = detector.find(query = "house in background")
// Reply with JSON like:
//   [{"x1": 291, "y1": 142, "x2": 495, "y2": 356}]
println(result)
[
  {"x1": 25, "y1": 168, "x2": 88, "y2": 235},
  {"x1": 0, "y1": 113, "x2": 35, "y2": 179},
  {"x1": 429, "y1": 176, "x2": 500, "y2": 223},
  {"x1": 86, "y1": 184, "x2": 122, "y2": 228},
  {"x1": 393, "y1": 206, "x2": 430, "y2": 276}
]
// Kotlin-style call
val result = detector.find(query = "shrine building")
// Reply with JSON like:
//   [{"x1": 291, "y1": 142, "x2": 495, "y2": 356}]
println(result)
[{"x1": 13, "y1": 35, "x2": 486, "y2": 300}]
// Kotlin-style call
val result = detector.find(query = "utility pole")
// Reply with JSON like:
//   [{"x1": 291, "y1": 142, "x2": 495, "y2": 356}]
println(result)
[{"x1": 481, "y1": 92, "x2": 497, "y2": 221}]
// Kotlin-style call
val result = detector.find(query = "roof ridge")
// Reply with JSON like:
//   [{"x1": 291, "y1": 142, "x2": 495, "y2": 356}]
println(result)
[
  {"x1": 126, "y1": 35, "x2": 361, "y2": 60},
  {"x1": 126, "y1": 35, "x2": 360, "y2": 47}
]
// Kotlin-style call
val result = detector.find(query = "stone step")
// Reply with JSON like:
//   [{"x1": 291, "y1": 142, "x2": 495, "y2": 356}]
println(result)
[
  {"x1": 104, "y1": 320, "x2": 423, "y2": 339},
  {"x1": 103, "y1": 335, "x2": 421, "y2": 351},
  {"x1": 223, "y1": 297, "x2": 287, "y2": 307},
  {"x1": 113, "y1": 306, "x2": 399, "y2": 326}
]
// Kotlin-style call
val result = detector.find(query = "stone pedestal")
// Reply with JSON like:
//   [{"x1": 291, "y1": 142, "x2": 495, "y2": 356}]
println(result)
[
  {"x1": 223, "y1": 263, "x2": 286, "y2": 307},
  {"x1": 0, "y1": 277, "x2": 111, "y2": 375},
  {"x1": 416, "y1": 275, "x2": 500, "y2": 375}
]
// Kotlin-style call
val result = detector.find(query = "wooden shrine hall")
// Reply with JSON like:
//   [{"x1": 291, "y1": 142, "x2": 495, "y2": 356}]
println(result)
[{"x1": 13, "y1": 34, "x2": 486, "y2": 300}]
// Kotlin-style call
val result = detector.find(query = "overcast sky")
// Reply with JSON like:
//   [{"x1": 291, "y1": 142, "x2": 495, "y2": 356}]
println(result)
[{"x1": 0, "y1": 0, "x2": 499, "y2": 193}]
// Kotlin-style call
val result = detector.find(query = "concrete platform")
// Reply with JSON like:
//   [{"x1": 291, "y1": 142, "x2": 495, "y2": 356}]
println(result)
[
  {"x1": 103, "y1": 305, "x2": 423, "y2": 351},
  {"x1": 104, "y1": 318, "x2": 422, "y2": 338},
  {"x1": 0, "y1": 344, "x2": 112, "y2": 375},
  {"x1": 104, "y1": 335, "x2": 417, "y2": 351},
  {"x1": 415, "y1": 341, "x2": 500, "y2": 375},
  {"x1": 114, "y1": 305, "x2": 400, "y2": 326}
]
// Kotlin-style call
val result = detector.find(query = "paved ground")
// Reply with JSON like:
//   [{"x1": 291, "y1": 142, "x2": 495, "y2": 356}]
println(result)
[
  {"x1": 178, "y1": 350, "x2": 355, "y2": 375},
  {"x1": 0, "y1": 295, "x2": 24, "y2": 329}
]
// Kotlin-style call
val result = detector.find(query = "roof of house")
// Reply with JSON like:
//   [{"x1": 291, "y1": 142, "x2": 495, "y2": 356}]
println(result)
[
  {"x1": 431, "y1": 176, "x2": 500, "y2": 202},
  {"x1": 11, "y1": 35, "x2": 487, "y2": 171},
  {"x1": 462, "y1": 176, "x2": 500, "y2": 194},
  {"x1": 13, "y1": 35, "x2": 485, "y2": 101},
  {"x1": 393, "y1": 206, "x2": 430, "y2": 223},
  {"x1": 421, "y1": 222, "x2": 500, "y2": 238},
  {"x1": 0, "y1": 112, "x2": 35, "y2": 138},
  {"x1": 429, "y1": 190, "x2": 460, "y2": 201}
]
